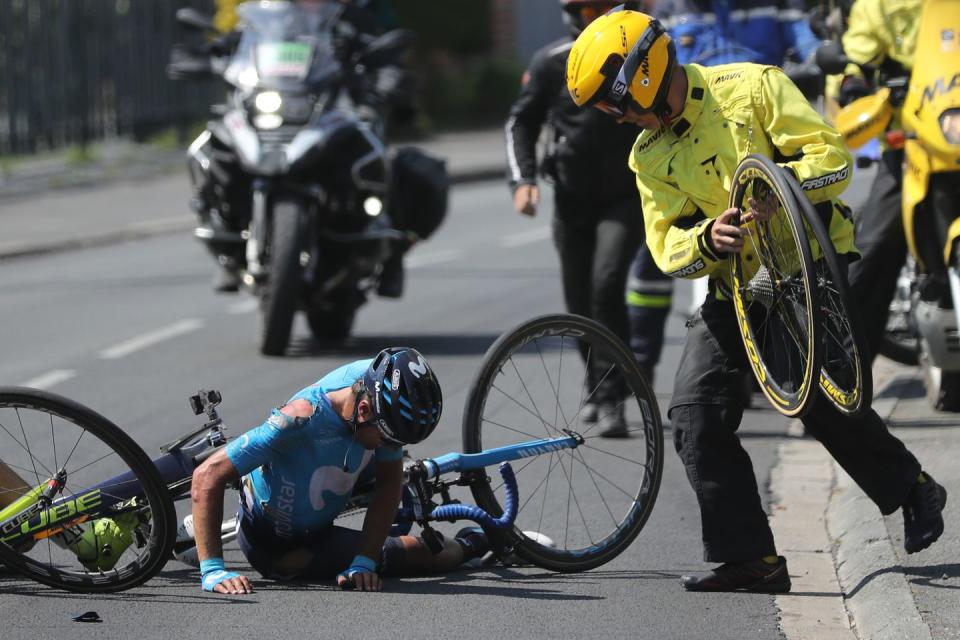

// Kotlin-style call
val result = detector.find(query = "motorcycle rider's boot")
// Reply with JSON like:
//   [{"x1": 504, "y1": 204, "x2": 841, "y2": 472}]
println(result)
[
  {"x1": 377, "y1": 253, "x2": 405, "y2": 298},
  {"x1": 903, "y1": 471, "x2": 948, "y2": 554},
  {"x1": 212, "y1": 264, "x2": 241, "y2": 293},
  {"x1": 598, "y1": 403, "x2": 629, "y2": 438}
]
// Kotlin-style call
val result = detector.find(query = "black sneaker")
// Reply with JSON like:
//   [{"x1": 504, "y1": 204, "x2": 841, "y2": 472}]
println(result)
[
  {"x1": 598, "y1": 403, "x2": 629, "y2": 438},
  {"x1": 681, "y1": 556, "x2": 791, "y2": 593},
  {"x1": 903, "y1": 471, "x2": 948, "y2": 554}
]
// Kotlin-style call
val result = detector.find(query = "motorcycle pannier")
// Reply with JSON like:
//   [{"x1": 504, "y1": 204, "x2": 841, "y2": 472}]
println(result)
[{"x1": 390, "y1": 147, "x2": 449, "y2": 240}]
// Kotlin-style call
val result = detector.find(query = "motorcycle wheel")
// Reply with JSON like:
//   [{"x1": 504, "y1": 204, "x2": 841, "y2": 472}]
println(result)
[
  {"x1": 259, "y1": 199, "x2": 303, "y2": 356},
  {"x1": 922, "y1": 359, "x2": 960, "y2": 412},
  {"x1": 306, "y1": 304, "x2": 356, "y2": 343},
  {"x1": 878, "y1": 259, "x2": 920, "y2": 365}
]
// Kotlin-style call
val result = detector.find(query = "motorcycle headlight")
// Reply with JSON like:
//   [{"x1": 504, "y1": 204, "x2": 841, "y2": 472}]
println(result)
[
  {"x1": 941, "y1": 109, "x2": 960, "y2": 145},
  {"x1": 253, "y1": 113, "x2": 284, "y2": 130},
  {"x1": 254, "y1": 91, "x2": 283, "y2": 114},
  {"x1": 363, "y1": 196, "x2": 383, "y2": 217}
]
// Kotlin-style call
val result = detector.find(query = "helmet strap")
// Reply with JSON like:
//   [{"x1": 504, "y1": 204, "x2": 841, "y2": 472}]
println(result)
[{"x1": 346, "y1": 384, "x2": 369, "y2": 434}]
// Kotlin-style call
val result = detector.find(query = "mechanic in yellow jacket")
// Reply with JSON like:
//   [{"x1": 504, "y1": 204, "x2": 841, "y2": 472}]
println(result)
[
  {"x1": 834, "y1": 0, "x2": 923, "y2": 360},
  {"x1": 567, "y1": 7, "x2": 946, "y2": 593}
]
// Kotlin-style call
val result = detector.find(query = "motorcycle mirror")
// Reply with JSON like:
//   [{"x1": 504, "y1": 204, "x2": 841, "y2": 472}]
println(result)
[
  {"x1": 815, "y1": 41, "x2": 849, "y2": 75},
  {"x1": 176, "y1": 8, "x2": 217, "y2": 33},
  {"x1": 358, "y1": 29, "x2": 414, "y2": 67}
]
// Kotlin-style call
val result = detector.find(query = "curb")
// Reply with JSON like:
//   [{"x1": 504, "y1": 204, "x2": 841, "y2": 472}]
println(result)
[
  {"x1": 771, "y1": 360, "x2": 931, "y2": 640},
  {"x1": 824, "y1": 359, "x2": 932, "y2": 640}
]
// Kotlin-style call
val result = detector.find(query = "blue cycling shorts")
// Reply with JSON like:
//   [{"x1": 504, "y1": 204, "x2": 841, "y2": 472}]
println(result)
[{"x1": 237, "y1": 515, "x2": 406, "y2": 581}]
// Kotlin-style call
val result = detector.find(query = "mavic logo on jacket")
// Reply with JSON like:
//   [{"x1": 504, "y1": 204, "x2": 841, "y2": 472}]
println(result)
[
  {"x1": 668, "y1": 259, "x2": 706, "y2": 277},
  {"x1": 800, "y1": 166, "x2": 848, "y2": 191},
  {"x1": 408, "y1": 356, "x2": 428, "y2": 378}
]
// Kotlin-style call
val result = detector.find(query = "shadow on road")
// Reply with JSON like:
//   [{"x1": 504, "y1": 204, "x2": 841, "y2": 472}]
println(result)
[
  {"x1": 905, "y1": 563, "x2": 960, "y2": 590},
  {"x1": 286, "y1": 333, "x2": 501, "y2": 358},
  {"x1": 876, "y1": 377, "x2": 925, "y2": 401},
  {"x1": 0, "y1": 565, "x2": 683, "y2": 603}
]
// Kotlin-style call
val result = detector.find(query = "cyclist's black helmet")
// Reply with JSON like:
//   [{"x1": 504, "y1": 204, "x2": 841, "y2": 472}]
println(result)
[{"x1": 362, "y1": 347, "x2": 442, "y2": 446}]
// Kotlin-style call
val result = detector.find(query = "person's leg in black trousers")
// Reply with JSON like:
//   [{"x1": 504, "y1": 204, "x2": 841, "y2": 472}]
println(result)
[{"x1": 847, "y1": 149, "x2": 907, "y2": 361}]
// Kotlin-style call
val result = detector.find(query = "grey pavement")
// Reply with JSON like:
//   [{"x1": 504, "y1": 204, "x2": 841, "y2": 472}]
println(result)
[
  {"x1": 0, "y1": 128, "x2": 507, "y2": 259},
  {"x1": 0, "y1": 129, "x2": 957, "y2": 639}
]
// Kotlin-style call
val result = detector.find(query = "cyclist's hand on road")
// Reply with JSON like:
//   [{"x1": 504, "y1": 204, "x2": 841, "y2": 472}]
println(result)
[
  {"x1": 337, "y1": 554, "x2": 382, "y2": 591},
  {"x1": 336, "y1": 568, "x2": 383, "y2": 591},
  {"x1": 710, "y1": 208, "x2": 745, "y2": 253},
  {"x1": 743, "y1": 193, "x2": 777, "y2": 224},
  {"x1": 513, "y1": 184, "x2": 539, "y2": 217},
  {"x1": 201, "y1": 569, "x2": 254, "y2": 595}
]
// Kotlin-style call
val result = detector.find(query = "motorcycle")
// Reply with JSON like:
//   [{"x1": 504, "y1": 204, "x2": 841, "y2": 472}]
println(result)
[
  {"x1": 169, "y1": 1, "x2": 447, "y2": 356},
  {"x1": 817, "y1": 0, "x2": 960, "y2": 410}
]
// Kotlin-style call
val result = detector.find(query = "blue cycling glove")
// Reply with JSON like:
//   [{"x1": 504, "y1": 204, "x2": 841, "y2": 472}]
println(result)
[
  {"x1": 337, "y1": 554, "x2": 377, "y2": 589},
  {"x1": 200, "y1": 557, "x2": 240, "y2": 592}
]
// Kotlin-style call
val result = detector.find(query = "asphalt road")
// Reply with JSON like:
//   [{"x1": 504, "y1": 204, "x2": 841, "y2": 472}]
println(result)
[{"x1": 0, "y1": 174, "x2": 866, "y2": 639}]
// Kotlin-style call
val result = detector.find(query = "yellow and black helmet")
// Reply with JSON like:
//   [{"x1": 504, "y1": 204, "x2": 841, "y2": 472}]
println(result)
[{"x1": 566, "y1": 8, "x2": 676, "y2": 118}]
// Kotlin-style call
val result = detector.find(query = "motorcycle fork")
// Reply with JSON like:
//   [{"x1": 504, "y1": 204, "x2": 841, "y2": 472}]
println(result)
[{"x1": 246, "y1": 183, "x2": 269, "y2": 278}]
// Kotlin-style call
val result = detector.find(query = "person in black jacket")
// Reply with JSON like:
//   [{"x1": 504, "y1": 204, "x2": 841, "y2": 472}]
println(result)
[{"x1": 504, "y1": 0, "x2": 672, "y2": 437}]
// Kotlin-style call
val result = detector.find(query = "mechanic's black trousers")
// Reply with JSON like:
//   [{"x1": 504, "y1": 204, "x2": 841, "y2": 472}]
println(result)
[
  {"x1": 847, "y1": 149, "x2": 906, "y2": 361},
  {"x1": 553, "y1": 191, "x2": 644, "y2": 403},
  {"x1": 670, "y1": 296, "x2": 921, "y2": 563}
]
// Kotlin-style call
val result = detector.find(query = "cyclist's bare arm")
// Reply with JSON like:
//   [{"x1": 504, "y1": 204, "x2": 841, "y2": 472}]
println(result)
[
  {"x1": 191, "y1": 447, "x2": 253, "y2": 594},
  {"x1": 0, "y1": 460, "x2": 27, "y2": 510},
  {"x1": 339, "y1": 458, "x2": 404, "y2": 591}
]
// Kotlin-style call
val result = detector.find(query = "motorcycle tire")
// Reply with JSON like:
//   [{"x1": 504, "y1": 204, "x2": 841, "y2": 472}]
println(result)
[
  {"x1": 259, "y1": 199, "x2": 304, "y2": 356},
  {"x1": 878, "y1": 334, "x2": 919, "y2": 366},
  {"x1": 306, "y1": 305, "x2": 356, "y2": 343}
]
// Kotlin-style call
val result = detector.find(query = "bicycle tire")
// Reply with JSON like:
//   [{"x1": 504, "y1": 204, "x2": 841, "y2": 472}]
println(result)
[
  {"x1": 0, "y1": 387, "x2": 175, "y2": 593},
  {"x1": 782, "y1": 170, "x2": 872, "y2": 415},
  {"x1": 729, "y1": 154, "x2": 822, "y2": 417},
  {"x1": 462, "y1": 313, "x2": 663, "y2": 573}
]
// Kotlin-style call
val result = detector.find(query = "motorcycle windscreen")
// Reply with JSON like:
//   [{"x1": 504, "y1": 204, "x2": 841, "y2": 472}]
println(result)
[
  {"x1": 256, "y1": 42, "x2": 313, "y2": 81},
  {"x1": 225, "y1": 1, "x2": 340, "y2": 91}
]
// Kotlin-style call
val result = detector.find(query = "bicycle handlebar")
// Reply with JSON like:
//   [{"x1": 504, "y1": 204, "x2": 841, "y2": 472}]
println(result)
[{"x1": 430, "y1": 462, "x2": 518, "y2": 530}]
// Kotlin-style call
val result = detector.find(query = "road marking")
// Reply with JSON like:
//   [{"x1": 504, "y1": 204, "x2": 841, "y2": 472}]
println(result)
[
  {"x1": 227, "y1": 299, "x2": 258, "y2": 315},
  {"x1": 500, "y1": 226, "x2": 551, "y2": 248},
  {"x1": 99, "y1": 319, "x2": 205, "y2": 360},
  {"x1": 20, "y1": 370, "x2": 76, "y2": 389},
  {"x1": 407, "y1": 248, "x2": 463, "y2": 269}
]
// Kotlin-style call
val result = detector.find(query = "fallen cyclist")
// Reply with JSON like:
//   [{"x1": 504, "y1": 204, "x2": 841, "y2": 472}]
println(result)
[{"x1": 188, "y1": 347, "x2": 528, "y2": 594}]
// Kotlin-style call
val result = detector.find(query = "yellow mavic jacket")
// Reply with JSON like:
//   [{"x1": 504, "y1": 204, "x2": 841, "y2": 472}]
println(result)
[
  {"x1": 824, "y1": 0, "x2": 922, "y2": 110},
  {"x1": 629, "y1": 63, "x2": 857, "y2": 297},
  {"x1": 844, "y1": 0, "x2": 921, "y2": 71}
]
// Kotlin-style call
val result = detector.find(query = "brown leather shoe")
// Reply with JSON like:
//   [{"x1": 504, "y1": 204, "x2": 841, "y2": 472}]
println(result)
[{"x1": 681, "y1": 556, "x2": 791, "y2": 593}]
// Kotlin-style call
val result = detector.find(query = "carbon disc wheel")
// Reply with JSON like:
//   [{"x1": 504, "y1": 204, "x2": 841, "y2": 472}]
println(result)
[
  {"x1": 729, "y1": 154, "x2": 822, "y2": 418},
  {"x1": 782, "y1": 170, "x2": 871, "y2": 416}
]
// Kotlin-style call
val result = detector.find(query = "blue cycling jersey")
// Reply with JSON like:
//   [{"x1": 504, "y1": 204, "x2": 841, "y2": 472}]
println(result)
[{"x1": 225, "y1": 359, "x2": 403, "y2": 539}]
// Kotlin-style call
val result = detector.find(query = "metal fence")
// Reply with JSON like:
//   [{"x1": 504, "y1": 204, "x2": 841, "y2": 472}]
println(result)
[{"x1": 0, "y1": 0, "x2": 220, "y2": 155}]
